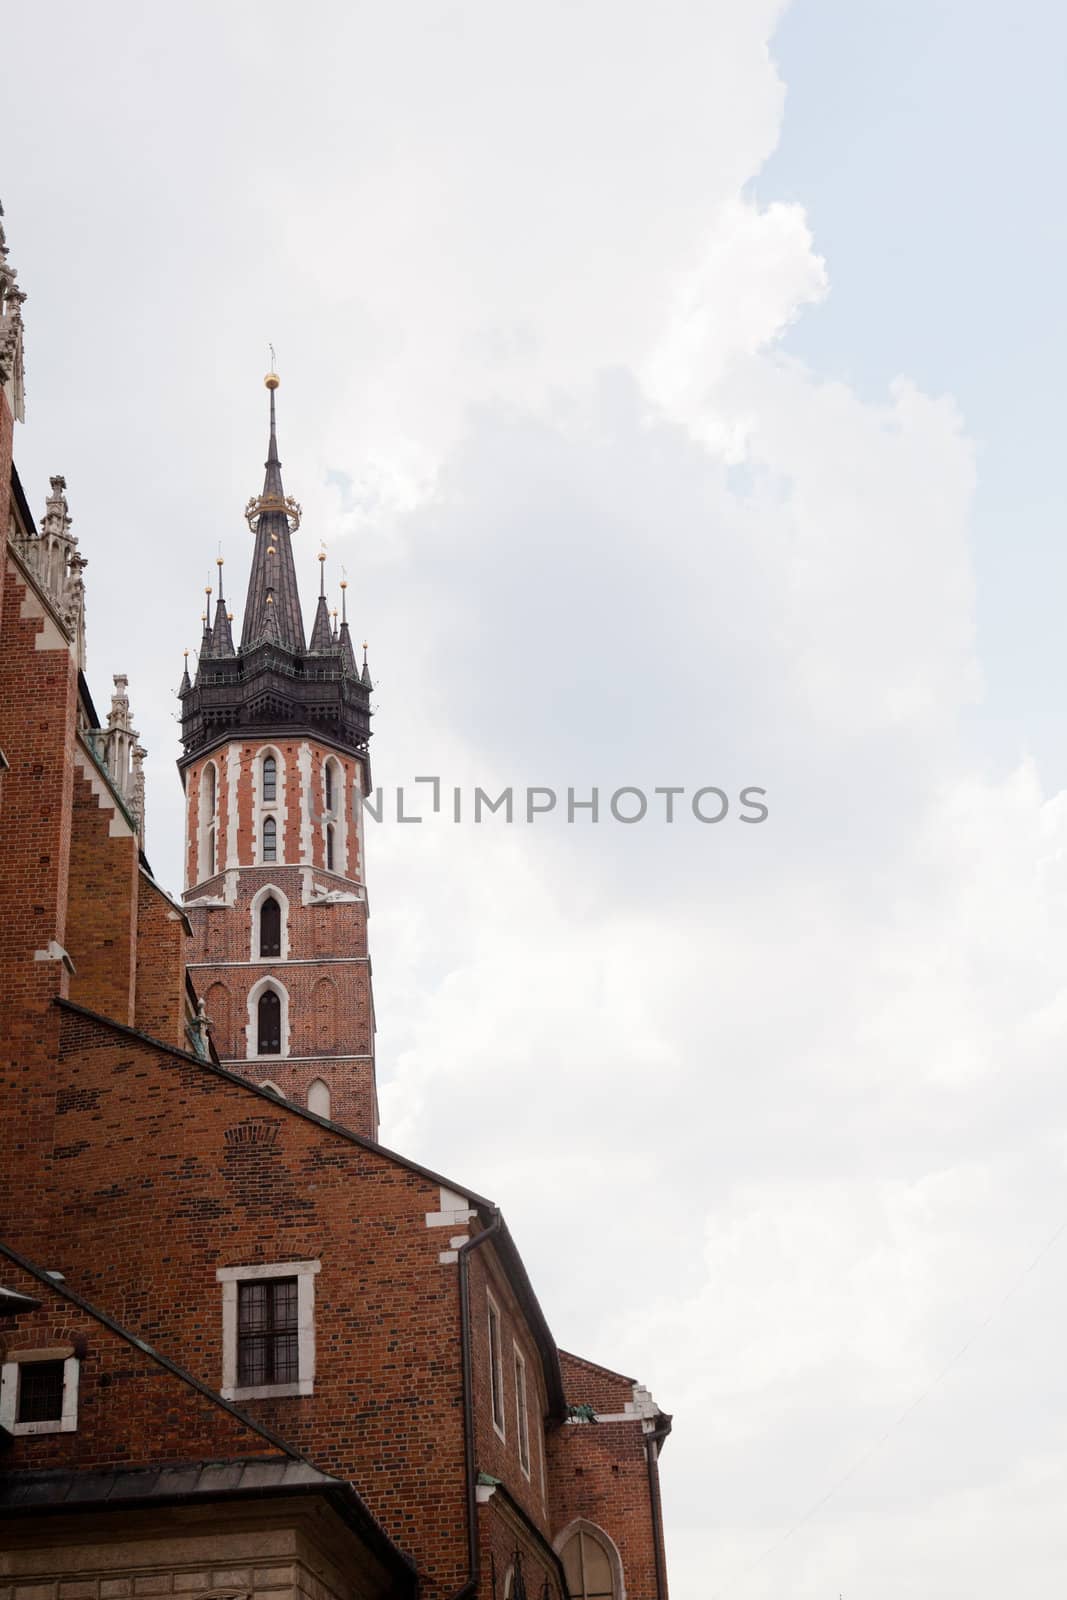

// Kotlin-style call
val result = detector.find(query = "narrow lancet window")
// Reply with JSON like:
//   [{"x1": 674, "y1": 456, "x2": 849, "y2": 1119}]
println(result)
[
  {"x1": 326, "y1": 823, "x2": 335, "y2": 872},
  {"x1": 257, "y1": 988, "x2": 281, "y2": 1055},
  {"x1": 262, "y1": 815, "x2": 277, "y2": 863},
  {"x1": 260, "y1": 896, "x2": 281, "y2": 958},
  {"x1": 262, "y1": 754, "x2": 277, "y2": 803},
  {"x1": 324, "y1": 761, "x2": 334, "y2": 812}
]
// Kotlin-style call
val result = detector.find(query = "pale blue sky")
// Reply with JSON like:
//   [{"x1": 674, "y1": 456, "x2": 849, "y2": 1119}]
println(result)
[{"x1": 763, "y1": 0, "x2": 1067, "y2": 781}]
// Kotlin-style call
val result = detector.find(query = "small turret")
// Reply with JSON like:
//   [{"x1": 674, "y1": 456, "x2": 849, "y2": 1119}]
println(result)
[{"x1": 13, "y1": 475, "x2": 88, "y2": 670}]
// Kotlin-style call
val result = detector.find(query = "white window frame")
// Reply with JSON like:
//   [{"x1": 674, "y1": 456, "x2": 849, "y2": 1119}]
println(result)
[
  {"x1": 255, "y1": 745, "x2": 286, "y2": 867},
  {"x1": 246, "y1": 975, "x2": 290, "y2": 1061},
  {"x1": 197, "y1": 760, "x2": 219, "y2": 884},
  {"x1": 513, "y1": 1342, "x2": 531, "y2": 1477},
  {"x1": 487, "y1": 1290, "x2": 506, "y2": 1442},
  {"x1": 249, "y1": 881, "x2": 290, "y2": 962},
  {"x1": 321, "y1": 754, "x2": 347, "y2": 876},
  {"x1": 216, "y1": 1259, "x2": 320, "y2": 1400},
  {"x1": 0, "y1": 1350, "x2": 80, "y2": 1436}
]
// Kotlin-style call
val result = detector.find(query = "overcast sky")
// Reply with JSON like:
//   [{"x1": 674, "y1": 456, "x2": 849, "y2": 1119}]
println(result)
[{"x1": 7, "y1": 2, "x2": 1067, "y2": 1595}]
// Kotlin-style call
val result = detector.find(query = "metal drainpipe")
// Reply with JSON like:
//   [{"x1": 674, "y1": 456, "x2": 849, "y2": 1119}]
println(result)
[
  {"x1": 644, "y1": 1421, "x2": 671, "y2": 1600},
  {"x1": 449, "y1": 1207, "x2": 503, "y2": 1600}
]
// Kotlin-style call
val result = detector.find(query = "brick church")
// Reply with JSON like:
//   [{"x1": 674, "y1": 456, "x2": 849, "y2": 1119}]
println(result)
[{"x1": 0, "y1": 208, "x2": 671, "y2": 1600}]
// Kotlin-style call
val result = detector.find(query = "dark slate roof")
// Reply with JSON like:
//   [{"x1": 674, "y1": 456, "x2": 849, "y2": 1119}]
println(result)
[
  {"x1": 308, "y1": 591, "x2": 335, "y2": 654},
  {"x1": 0, "y1": 1458, "x2": 327, "y2": 1509},
  {"x1": 240, "y1": 388, "x2": 306, "y2": 653}
]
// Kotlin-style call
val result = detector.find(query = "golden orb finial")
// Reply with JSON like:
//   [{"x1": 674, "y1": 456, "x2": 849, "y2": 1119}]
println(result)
[
  {"x1": 265, "y1": 372, "x2": 280, "y2": 390},
  {"x1": 318, "y1": 550, "x2": 326, "y2": 562},
  {"x1": 216, "y1": 555, "x2": 224, "y2": 567},
  {"x1": 340, "y1": 578, "x2": 348, "y2": 590}
]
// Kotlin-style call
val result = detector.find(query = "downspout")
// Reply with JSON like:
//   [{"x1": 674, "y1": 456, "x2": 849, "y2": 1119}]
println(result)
[
  {"x1": 449, "y1": 1206, "x2": 503, "y2": 1600},
  {"x1": 644, "y1": 1420, "x2": 671, "y2": 1600}
]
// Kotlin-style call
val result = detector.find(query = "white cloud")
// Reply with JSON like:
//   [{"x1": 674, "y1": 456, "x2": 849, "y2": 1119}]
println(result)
[{"x1": 6, "y1": 2, "x2": 1066, "y2": 1595}]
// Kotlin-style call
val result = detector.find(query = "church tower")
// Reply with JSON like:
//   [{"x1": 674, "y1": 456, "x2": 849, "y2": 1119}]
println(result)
[{"x1": 178, "y1": 375, "x2": 378, "y2": 1138}]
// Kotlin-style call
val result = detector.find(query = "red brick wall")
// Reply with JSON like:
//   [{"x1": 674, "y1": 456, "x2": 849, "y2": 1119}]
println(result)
[
  {"x1": 470, "y1": 1248, "x2": 553, "y2": 1538},
  {"x1": 183, "y1": 740, "x2": 365, "y2": 890},
  {"x1": 134, "y1": 870, "x2": 191, "y2": 1047},
  {"x1": 65, "y1": 758, "x2": 139, "y2": 1025},
  {"x1": 558, "y1": 1351, "x2": 635, "y2": 1415},
  {"x1": 0, "y1": 550, "x2": 78, "y2": 1239},
  {"x1": 547, "y1": 1353, "x2": 668, "y2": 1600},
  {"x1": 25, "y1": 1007, "x2": 466, "y2": 1597},
  {"x1": 481, "y1": 1497, "x2": 563, "y2": 1600},
  {"x1": 181, "y1": 734, "x2": 377, "y2": 1138},
  {"x1": 0, "y1": 1258, "x2": 286, "y2": 1471}
]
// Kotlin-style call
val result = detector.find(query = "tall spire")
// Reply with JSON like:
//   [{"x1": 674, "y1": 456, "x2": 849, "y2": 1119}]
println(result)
[
  {"x1": 240, "y1": 372, "x2": 306, "y2": 652},
  {"x1": 209, "y1": 555, "x2": 235, "y2": 656},
  {"x1": 338, "y1": 577, "x2": 358, "y2": 674},
  {"x1": 308, "y1": 548, "x2": 334, "y2": 653}
]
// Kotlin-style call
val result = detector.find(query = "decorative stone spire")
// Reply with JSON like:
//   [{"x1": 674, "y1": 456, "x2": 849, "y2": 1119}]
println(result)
[
  {"x1": 209, "y1": 556, "x2": 235, "y2": 656},
  {"x1": 338, "y1": 578, "x2": 358, "y2": 675},
  {"x1": 309, "y1": 548, "x2": 335, "y2": 653},
  {"x1": 14, "y1": 476, "x2": 87, "y2": 670},
  {"x1": 100, "y1": 673, "x2": 147, "y2": 843},
  {"x1": 361, "y1": 640, "x2": 373, "y2": 690},
  {"x1": 179, "y1": 649, "x2": 192, "y2": 695},
  {"x1": 240, "y1": 374, "x2": 305, "y2": 651},
  {"x1": 198, "y1": 587, "x2": 213, "y2": 659},
  {"x1": 0, "y1": 201, "x2": 27, "y2": 424}
]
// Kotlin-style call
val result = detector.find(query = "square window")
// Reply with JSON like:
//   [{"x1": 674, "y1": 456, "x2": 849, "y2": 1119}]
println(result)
[
  {"x1": 237, "y1": 1278, "x2": 298, "y2": 1387},
  {"x1": 0, "y1": 1355, "x2": 79, "y2": 1435},
  {"x1": 217, "y1": 1260, "x2": 319, "y2": 1400},
  {"x1": 17, "y1": 1359, "x2": 65, "y2": 1424}
]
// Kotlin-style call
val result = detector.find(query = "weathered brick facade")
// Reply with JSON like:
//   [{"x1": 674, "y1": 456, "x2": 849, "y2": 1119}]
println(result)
[
  {"x1": 0, "y1": 220, "x2": 671, "y2": 1600},
  {"x1": 181, "y1": 738, "x2": 377, "y2": 1138}
]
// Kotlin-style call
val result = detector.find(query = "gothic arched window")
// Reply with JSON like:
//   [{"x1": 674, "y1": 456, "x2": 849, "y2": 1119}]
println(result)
[
  {"x1": 324, "y1": 760, "x2": 335, "y2": 812},
  {"x1": 262, "y1": 753, "x2": 277, "y2": 803},
  {"x1": 257, "y1": 988, "x2": 281, "y2": 1055},
  {"x1": 326, "y1": 823, "x2": 335, "y2": 872},
  {"x1": 260, "y1": 896, "x2": 281, "y2": 958},
  {"x1": 262, "y1": 815, "x2": 277, "y2": 863},
  {"x1": 561, "y1": 1531, "x2": 616, "y2": 1600}
]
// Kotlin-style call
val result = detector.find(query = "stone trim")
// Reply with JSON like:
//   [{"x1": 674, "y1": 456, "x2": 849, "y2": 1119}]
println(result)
[
  {"x1": 216, "y1": 1259, "x2": 320, "y2": 1401},
  {"x1": 0, "y1": 1353, "x2": 79, "y2": 1436}
]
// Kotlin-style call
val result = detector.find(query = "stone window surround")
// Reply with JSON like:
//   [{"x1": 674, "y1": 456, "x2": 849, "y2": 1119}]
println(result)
[
  {"x1": 321, "y1": 753, "x2": 348, "y2": 876},
  {"x1": 249, "y1": 880, "x2": 291, "y2": 962},
  {"x1": 217, "y1": 1259, "x2": 320, "y2": 1400},
  {"x1": 254, "y1": 744, "x2": 286, "y2": 868},
  {"x1": 245, "y1": 974, "x2": 291, "y2": 1061},
  {"x1": 487, "y1": 1289, "x2": 506, "y2": 1444},
  {"x1": 197, "y1": 758, "x2": 220, "y2": 885},
  {"x1": 554, "y1": 1519, "x2": 627, "y2": 1600},
  {"x1": 0, "y1": 1347, "x2": 80, "y2": 1436},
  {"x1": 513, "y1": 1340, "x2": 531, "y2": 1479}
]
